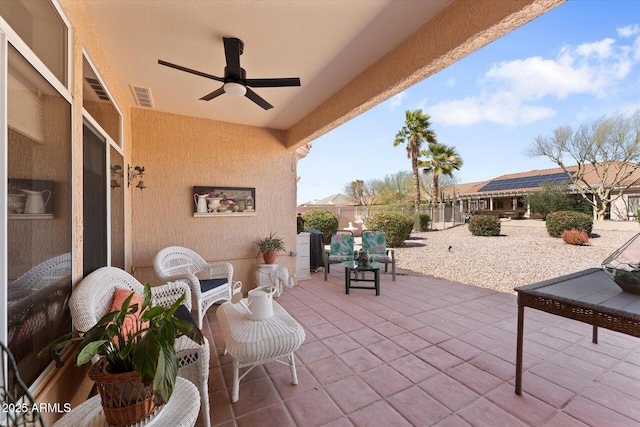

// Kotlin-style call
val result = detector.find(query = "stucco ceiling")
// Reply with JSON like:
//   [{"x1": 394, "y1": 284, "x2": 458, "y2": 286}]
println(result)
[{"x1": 83, "y1": 0, "x2": 452, "y2": 130}]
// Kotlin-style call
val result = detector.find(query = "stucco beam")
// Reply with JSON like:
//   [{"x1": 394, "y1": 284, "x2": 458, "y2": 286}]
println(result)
[{"x1": 284, "y1": 0, "x2": 565, "y2": 150}]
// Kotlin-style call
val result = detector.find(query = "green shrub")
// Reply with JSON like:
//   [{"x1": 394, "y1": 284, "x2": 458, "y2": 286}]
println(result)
[
  {"x1": 418, "y1": 213, "x2": 430, "y2": 231},
  {"x1": 301, "y1": 209, "x2": 338, "y2": 244},
  {"x1": 363, "y1": 212, "x2": 414, "y2": 247},
  {"x1": 545, "y1": 210, "x2": 593, "y2": 238},
  {"x1": 468, "y1": 215, "x2": 501, "y2": 236}
]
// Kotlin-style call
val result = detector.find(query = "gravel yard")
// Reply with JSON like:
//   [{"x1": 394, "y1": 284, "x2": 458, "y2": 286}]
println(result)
[{"x1": 393, "y1": 220, "x2": 639, "y2": 294}]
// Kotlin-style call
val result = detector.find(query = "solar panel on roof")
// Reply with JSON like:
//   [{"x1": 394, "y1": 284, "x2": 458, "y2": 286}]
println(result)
[{"x1": 478, "y1": 172, "x2": 572, "y2": 192}]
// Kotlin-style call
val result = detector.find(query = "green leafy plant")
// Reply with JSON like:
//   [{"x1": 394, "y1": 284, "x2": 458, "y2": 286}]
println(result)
[
  {"x1": 363, "y1": 212, "x2": 414, "y2": 247},
  {"x1": 301, "y1": 209, "x2": 339, "y2": 244},
  {"x1": 468, "y1": 214, "x2": 501, "y2": 236},
  {"x1": 256, "y1": 231, "x2": 286, "y2": 254},
  {"x1": 38, "y1": 285, "x2": 203, "y2": 403},
  {"x1": 545, "y1": 210, "x2": 593, "y2": 238},
  {"x1": 417, "y1": 213, "x2": 430, "y2": 231}
]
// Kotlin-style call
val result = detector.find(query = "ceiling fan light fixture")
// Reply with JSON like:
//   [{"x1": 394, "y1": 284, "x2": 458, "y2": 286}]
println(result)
[{"x1": 223, "y1": 82, "x2": 246, "y2": 96}]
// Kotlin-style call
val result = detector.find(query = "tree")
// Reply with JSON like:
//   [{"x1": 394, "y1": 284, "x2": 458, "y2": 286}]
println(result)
[
  {"x1": 525, "y1": 182, "x2": 590, "y2": 219},
  {"x1": 375, "y1": 171, "x2": 413, "y2": 205},
  {"x1": 343, "y1": 180, "x2": 365, "y2": 205},
  {"x1": 527, "y1": 110, "x2": 640, "y2": 220},
  {"x1": 343, "y1": 179, "x2": 379, "y2": 206},
  {"x1": 421, "y1": 171, "x2": 459, "y2": 204},
  {"x1": 393, "y1": 110, "x2": 437, "y2": 210},
  {"x1": 420, "y1": 143, "x2": 463, "y2": 204}
]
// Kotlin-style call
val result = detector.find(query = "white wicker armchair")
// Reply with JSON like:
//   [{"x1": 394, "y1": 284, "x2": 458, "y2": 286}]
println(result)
[
  {"x1": 10, "y1": 252, "x2": 71, "y2": 290},
  {"x1": 154, "y1": 246, "x2": 241, "y2": 329},
  {"x1": 69, "y1": 266, "x2": 211, "y2": 427}
]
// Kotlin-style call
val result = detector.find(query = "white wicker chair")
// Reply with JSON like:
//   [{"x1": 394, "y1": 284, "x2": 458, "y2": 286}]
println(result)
[
  {"x1": 69, "y1": 266, "x2": 211, "y2": 427},
  {"x1": 10, "y1": 252, "x2": 71, "y2": 290},
  {"x1": 154, "y1": 246, "x2": 241, "y2": 329}
]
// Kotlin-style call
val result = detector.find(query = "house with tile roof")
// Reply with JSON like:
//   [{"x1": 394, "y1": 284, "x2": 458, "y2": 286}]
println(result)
[{"x1": 443, "y1": 162, "x2": 640, "y2": 221}]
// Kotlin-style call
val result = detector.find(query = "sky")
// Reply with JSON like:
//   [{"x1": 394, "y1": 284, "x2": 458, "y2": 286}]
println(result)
[{"x1": 296, "y1": 0, "x2": 640, "y2": 205}]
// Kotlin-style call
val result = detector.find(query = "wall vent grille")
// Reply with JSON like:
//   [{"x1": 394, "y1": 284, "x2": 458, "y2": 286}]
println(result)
[
  {"x1": 85, "y1": 77, "x2": 110, "y2": 101},
  {"x1": 131, "y1": 85, "x2": 154, "y2": 108}
]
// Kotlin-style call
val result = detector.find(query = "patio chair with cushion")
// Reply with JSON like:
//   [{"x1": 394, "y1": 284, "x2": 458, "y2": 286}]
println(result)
[
  {"x1": 324, "y1": 231, "x2": 355, "y2": 281},
  {"x1": 154, "y1": 246, "x2": 241, "y2": 329},
  {"x1": 362, "y1": 230, "x2": 396, "y2": 281},
  {"x1": 69, "y1": 266, "x2": 211, "y2": 427}
]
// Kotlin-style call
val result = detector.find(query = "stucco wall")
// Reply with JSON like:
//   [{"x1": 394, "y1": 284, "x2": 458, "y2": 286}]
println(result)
[
  {"x1": 35, "y1": 1, "x2": 135, "y2": 422},
  {"x1": 130, "y1": 109, "x2": 298, "y2": 292}
]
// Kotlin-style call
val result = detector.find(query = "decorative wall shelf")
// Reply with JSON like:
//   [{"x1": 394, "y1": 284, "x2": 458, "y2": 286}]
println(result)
[
  {"x1": 193, "y1": 211, "x2": 256, "y2": 218},
  {"x1": 8, "y1": 214, "x2": 54, "y2": 220},
  {"x1": 193, "y1": 186, "x2": 256, "y2": 217}
]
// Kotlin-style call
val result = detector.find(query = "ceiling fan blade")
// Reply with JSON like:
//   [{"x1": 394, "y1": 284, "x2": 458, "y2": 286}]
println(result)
[
  {"x1": 223, "y1": 37, "x2": 242, "y2": 78},
  {"x1": 199, "y1": 86, "x2": 225, "y2": 101},
  {"x1": 246, "y1": 77, "x2": 301, "y2": 88},
  {"x1": 245, "y1": 87, "x2": 273, "y2": 110},
  {"x1": 158, "y1": 60, "x2": 224, "y2": 82}
]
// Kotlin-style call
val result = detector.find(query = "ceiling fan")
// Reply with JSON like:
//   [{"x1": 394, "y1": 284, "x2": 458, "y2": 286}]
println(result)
[{"x1": 158, "y1": 37, "x2": 301, "y2": 110}]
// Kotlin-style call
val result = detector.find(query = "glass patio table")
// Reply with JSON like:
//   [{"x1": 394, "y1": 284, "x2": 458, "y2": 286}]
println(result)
[{"x1": 342, "y1": 261, "x2": 384, "y2": 296}]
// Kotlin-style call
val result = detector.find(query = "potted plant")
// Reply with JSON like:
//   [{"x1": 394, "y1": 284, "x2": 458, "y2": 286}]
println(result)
[
  {"x1": 39, "y1": 285, "x2": 203, "y2": 426},
  {"x1": 256, "y1": 231, "x2": 286, "y2": 264}
]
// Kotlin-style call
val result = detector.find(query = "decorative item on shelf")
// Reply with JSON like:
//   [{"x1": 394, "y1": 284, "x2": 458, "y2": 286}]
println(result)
[
  {"x1": 8, "y1": 178, "x2": 55, "y2": 216},
  {"x1": 21, "y1": 189, "x2": 51, "y2": 214},
  {"x1": 128, "y1": 165, "x2": 146, "y2": 189},
  {"x1": 192, "y1": 186, "x2": 256, "y2": 216},
  {"x1": 356, "y1": 249, "x2": 370, "y2": 267},
  {"x1": 256, "y1": 231, "x2": 286, "y2": 264},
  {"x1": 245, "y1": 195, "x2": 254, "y2": 211},
  {"x1": 111, "y1": 165, "x2": 123, "y2": 188},
  {"x1": 38, "y1": 284, "x2": 203, "y2": 426},
  {"x1": 194, "y1": 193, "x2": 208, "y2": 213},
  {"x1": 7, "y1": 193, "x2": 26, "y2": 214},
  {"x1": 207, "y1": 197, "x2": 222, "y2": 212},
  {"x1": 602, "y1": 233, "x2": 640, "y2": 294}
]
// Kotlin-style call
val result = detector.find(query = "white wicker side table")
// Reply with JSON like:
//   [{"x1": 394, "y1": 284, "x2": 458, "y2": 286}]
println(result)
[
  {"x1": 52, "y1": 377, "x2": 200, "y2": 427},
  {"x1": 216, "y1": 300, "x2": 306, "y2": 403}
]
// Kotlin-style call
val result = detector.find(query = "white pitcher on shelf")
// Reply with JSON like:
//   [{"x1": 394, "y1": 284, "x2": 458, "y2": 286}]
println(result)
[
  {"x1": 21, "y1": 189, "x2": 51, "y2": 214},
  {"x1": 194, "y1": 193, "x2": 208, "y2": 213}
]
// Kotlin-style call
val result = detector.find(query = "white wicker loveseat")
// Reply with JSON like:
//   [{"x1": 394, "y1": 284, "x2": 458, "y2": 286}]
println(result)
[
  {"x1": 154, "y1": 246, "x2": 241, "y2": 329},
  {"x1": 69, "y1": 266, "x2": 211, "y2": 427}
]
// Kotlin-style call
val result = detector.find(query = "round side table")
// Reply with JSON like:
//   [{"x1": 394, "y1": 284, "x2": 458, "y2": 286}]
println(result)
[{"x1": 52, "y1": 377, "x2": 200, "y2": 427}]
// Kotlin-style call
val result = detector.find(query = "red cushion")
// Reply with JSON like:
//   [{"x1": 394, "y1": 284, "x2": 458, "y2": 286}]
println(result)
[{"x1": 110, "y1": 288, "x2": 148, "y2": 345}]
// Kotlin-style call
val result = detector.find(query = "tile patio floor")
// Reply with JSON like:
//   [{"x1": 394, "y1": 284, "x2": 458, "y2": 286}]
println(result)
[{"x1": 196, "y1": 267, "x2": 640, "y2": 427}]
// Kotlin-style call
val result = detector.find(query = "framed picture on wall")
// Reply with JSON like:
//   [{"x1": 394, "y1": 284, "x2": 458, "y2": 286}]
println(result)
[
  {"x1": 8, "y1": 178, "x2": 54, "y2": 218},
  {"x1": 193, "y1": 186, "x2": 256, "y2": 217}
]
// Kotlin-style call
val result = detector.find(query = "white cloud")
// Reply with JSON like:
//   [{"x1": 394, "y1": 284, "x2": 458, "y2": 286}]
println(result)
[
  {"x1": 429, "y1": 35, "x2": 638, "y2": 126},
  {"x1": 387, "y1": 91, "x2": 407, "y2": 111},
  {"x1": 618, "y1": 24, "x2": 639, "y2": 37},
  {"x1": 430, "y1": 96, "x2": 556, "y2": 126}
]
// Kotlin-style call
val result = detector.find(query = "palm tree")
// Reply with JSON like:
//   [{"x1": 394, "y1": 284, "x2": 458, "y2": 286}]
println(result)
[
  {"x1": 420, "y1": 143, "x2": 463, "y2": 204},
  {"x1": 393, "y1": 110, "x2": 437, "y2": 210}
]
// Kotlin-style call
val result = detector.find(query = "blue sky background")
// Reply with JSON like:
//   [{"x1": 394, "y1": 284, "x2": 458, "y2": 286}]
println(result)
[{"x1": 296, "y1": 0, "x2": 640, "y2": 205}]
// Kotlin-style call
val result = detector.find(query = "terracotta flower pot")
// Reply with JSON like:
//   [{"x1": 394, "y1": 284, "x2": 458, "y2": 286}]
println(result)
[{"x1": 262, "y1": 251, "x2": 278, "y2": 264}]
